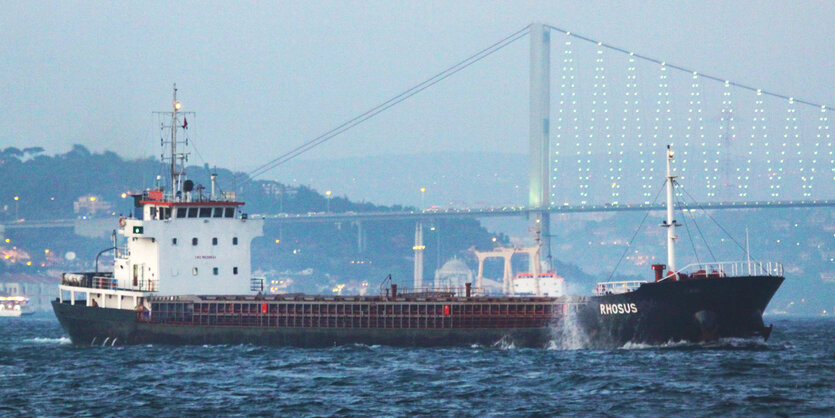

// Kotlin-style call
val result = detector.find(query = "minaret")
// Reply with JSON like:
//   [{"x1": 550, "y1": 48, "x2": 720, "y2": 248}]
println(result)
[{"x1": 413, "y1": 221, "x2": 424, "y2": 289}]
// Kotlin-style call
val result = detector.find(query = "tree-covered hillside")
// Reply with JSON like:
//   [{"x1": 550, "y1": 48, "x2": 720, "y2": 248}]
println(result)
[{"x1": 0, "y1": 146, "x2": 505, "y2": 292}]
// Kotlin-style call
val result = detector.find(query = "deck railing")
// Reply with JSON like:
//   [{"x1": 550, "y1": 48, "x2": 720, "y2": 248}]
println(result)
[
  {"x1": 675, "y1": 260, "x2": 784, "y2": 279},
  {"x1": 594, "y1": 260, "x2": 784, "y2": 295},
  {"x1": 593, "y1": 280, "x2": 647, "y2": 296},
  {"x1": 61, "y1": 272, "x2": 113, "y2": 289},
  {"x1": 386, "y1": 286, "x2": 486, "y2": 298},
  {"x1": 61, "y1": 272, "x2": 158, "y2": 292}
]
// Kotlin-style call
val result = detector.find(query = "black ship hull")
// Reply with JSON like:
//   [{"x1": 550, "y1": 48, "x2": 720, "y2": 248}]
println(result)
[
  {"x1": 579, "y1": 275, "x2": 783, "y2": 347},
  {"x1": 53, "y1": 275, "x2": 783, "y2": 348}
]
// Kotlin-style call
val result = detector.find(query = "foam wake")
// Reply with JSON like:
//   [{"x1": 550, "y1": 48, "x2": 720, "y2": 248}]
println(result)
[
  {"x1": 547, "y1": 307, "x2": 591, "y2": 350},
  {"x1": 24, "y1": 337, "x2": 71, "y2": 345}
]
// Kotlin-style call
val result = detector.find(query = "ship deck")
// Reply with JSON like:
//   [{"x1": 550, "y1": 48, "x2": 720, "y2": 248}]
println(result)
[{"x1": 143, "y1": 294, "x2": 590, "y2": 330}]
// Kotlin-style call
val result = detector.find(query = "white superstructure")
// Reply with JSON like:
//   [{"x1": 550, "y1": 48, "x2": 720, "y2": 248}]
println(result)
[
  {"x1": 116, "y1": 194, "x2": 262, "y2": 295},
  {"x1": 58, "y1": 87, "x2": 263, "y2": 310}
]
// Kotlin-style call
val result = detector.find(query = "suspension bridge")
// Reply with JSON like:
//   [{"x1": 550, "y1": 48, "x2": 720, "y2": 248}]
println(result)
[
  {"x1": 245, "y1": 22, "x2": 833, "y2": 287},
  {"x1": 2, "y1": 22, "x2": 833, "y2": 285}
]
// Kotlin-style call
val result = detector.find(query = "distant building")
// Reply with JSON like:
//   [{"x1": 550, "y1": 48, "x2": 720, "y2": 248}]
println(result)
[
  {"x1": 260, "y1": 181, "x2": 298, "y2": 199},
  {"x1": 434, "y1": 257, "x2": 473, "y2": 289},
  {"x1": 73, "y1": 195, "x2": 114, "y2": 216},
  {"x1": 0, "y1": 273, "x2": 56, "y2": 312}
]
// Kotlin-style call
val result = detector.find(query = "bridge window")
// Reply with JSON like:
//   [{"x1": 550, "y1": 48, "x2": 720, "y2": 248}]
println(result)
[
  {"x1": 232, "y1": 237, "x2": 238, "y2": 245},
  {"x1": 225, "y1": 208, "x2": 235, "y2": 218},
  {"x1": 162, "y1": 207, "x2": 172, "y2": 219},
  {"x1": 199, "y1": 207, "x2": 212, "y2": 218},
  {"x1": 150, "y1": 207, "x2": 157, "y2": 219},
  {"x1": 172, "y1": 238, "x2": 177, "y2": 246},
  {"x1": 192, "y1": 238, "x2": 198, "y2": 246},
  {"x1": 213, "y1": 267, "x2": 219, "y2": 276},
  {"x1": 233, "y1": 267, "x2": 238, "y2": 275},
  {"x1": 192, "y1": 268, "x2": 198, "y2": 276},
  {"x1": 176, "y1": 208, "x2": 187, "y2": 218},
  {"x1": 212, "y1": 237, "x2": 218, "y2": 246},
  {"x1": 213, "y1": 208, "x2": 223, "y2": 218},
  {"x1": 187, "y1": 208, "x2": 198, "y2": 218}
]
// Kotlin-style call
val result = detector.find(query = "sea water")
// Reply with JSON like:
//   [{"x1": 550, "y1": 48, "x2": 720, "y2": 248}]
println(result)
[{"x1": 1, "y1": 315, "x2": 833, "y2": 416}]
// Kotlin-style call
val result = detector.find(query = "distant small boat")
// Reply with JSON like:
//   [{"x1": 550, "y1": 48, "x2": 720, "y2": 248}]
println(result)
[{"x1": 0, "y1": 296, "x2": 35, "y2": 317}]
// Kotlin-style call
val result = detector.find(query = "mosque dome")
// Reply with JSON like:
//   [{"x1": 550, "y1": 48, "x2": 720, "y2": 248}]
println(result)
[
  {"x1": 434, "y1": 257, "x2": 473, "y2": 289},
  {"x1": 437, "y1": 258, "x2": 471, "y2": 275}
]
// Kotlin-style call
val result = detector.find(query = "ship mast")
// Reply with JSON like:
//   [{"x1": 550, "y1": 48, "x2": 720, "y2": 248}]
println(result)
[
  {"x1": 663, "y1": 145, "x2": 680, "y2": 275},
  {"x1": 157, "y1": 84, "x2": 191, "y2": 201},
  {"x1": 171, "y1": 85, "x2": 181, "y2": 197}
]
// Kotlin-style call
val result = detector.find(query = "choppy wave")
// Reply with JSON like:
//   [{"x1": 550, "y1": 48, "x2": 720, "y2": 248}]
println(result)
[
  {"x1": 23, "y1": 337, "x2": 71, "y2": 345},
  {"x1": 491, "y1": 336, "x2": 516, "y2": 350},
  {"x1": 0, "y1": 316, "x2": 833, "y2": 416},
  {"x1": 618, "y1": 339, "x2": 692, "y2": 350},
  {"x1": 547, "y1": 307, "x2": 591, "y2": 350}
]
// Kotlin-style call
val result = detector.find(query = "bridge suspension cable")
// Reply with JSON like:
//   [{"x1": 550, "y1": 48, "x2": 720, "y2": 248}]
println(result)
[
  {"x1": 546, "y1": 23, "x2": 832, "y2": 205},
  {"x1": 241, "y1": 24, "x2": 532, "y2": 184},
  {"x1": 545, "y1": 24, "x2": 834, "y2": 111}
]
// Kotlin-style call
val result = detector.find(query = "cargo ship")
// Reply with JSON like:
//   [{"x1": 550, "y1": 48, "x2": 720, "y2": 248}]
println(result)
[{"x1": 52, "y1": 90, "x2": 784, "y2": 348}]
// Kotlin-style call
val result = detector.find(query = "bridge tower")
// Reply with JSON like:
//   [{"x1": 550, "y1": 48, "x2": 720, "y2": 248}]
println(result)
[{"x1": 529, "y1": 22, "x2": 552, "y2": 272}]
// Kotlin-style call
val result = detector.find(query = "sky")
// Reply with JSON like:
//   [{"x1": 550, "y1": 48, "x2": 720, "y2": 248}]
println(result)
[{"x1": 1, "y1": 1, "x2": 833, "y2": 182}]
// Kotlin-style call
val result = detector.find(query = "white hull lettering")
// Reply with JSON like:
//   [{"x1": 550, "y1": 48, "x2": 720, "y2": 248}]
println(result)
[{"x1": 599, "y1": 303, "x2": 638, "y2": 315}]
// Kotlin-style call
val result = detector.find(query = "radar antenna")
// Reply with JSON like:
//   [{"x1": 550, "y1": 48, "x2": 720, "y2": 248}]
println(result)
[{"x1": 155, "y1": 84, "x2": 194, "y2": 201}]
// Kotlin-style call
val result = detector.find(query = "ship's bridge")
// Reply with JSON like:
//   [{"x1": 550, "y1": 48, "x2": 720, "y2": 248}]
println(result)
[
  {"x1": 132, "y1": 189, "x2": 245, "y2": 221},
  {"x1": 115, "y1": 188, "x2": 263, "y2": 297}
]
